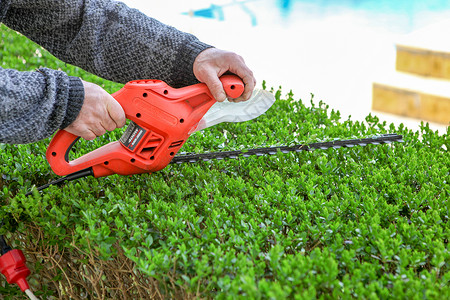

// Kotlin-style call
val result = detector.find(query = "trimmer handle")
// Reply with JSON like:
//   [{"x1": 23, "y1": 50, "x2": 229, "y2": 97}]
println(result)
[{"x1": 46, "y1": 75, "x2": 244, "y2": 177}]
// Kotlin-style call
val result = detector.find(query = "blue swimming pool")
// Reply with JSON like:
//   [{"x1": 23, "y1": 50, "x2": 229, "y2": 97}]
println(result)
[
  {"x1": 277, "y1": 0, "x2": 450, "y2": 12},
  {"x1": 185, "y1": 0, "x2": 450, "y2": 33}
]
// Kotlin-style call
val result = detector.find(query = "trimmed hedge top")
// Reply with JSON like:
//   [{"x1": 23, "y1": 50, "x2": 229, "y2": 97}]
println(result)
[{"x1": 1, "y1": 25, "x2": 449, "y2": 299}]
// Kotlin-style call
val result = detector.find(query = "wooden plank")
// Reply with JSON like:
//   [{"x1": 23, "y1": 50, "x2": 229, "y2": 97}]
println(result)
[
  {"x1": 396, "y1": 46, "x2": 450, "y2": 80},
  {"x1": 373, "y1": 82, "x2": 450, "y2": 125}
]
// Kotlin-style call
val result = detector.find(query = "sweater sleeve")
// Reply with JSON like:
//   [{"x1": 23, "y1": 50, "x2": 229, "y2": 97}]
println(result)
[
  {"x1": 0, "y1": 67, "x2": 85, "y2": 144},
  {"x1": 0, "y1": 0, "x2": 213, "y2": 144},
  {"x1": 2, "y1": 0, "x2": 213, "y2": 87}
]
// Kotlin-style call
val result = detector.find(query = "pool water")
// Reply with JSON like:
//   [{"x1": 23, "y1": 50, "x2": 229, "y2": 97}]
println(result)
[
  {"x1": 278, "y1": 0, "x2": 450, "y2": 15},
  {"x1": 180, "y1": 0, "x2": 450, "y2": 32}
]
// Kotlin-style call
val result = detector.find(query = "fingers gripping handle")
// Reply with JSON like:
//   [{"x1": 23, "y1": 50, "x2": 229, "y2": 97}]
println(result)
[{"x1": 46, "y1": 75, "x2": 245, "y2": 177}]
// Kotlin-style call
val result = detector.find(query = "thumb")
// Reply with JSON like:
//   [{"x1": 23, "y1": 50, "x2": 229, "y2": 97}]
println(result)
[
  {"x1": 202, "y1": 70, "x2": 227, "y2": 102},
  {"x1": 106, "y1": 97, "x2": 126, "y2": 128}
]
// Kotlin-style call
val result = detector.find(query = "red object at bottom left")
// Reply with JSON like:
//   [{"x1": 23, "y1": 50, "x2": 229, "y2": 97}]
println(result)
[{"x1": 0, "y1": 249, "x2": 31, "y2": 292}]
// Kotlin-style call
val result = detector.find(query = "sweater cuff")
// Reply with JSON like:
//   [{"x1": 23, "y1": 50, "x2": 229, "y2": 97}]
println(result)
[
  {"x1": 173, "y1": 39, "x2": 213, "y2": 87},
  {"x1": 60, "y1": 76, "x2": 85, "y2": 129}
]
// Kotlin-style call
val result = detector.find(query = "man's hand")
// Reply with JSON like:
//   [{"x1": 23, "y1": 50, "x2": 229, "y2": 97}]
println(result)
[
  {"x1": 193, "y1": 48, "x2": 256, "y2": 102},
  {"x1": 64, "y1": 80, "x2": 126, "y2": 140}
]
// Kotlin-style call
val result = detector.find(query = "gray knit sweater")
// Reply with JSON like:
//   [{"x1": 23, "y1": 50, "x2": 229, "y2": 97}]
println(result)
[{"x1": 0, "y1": 0, "x2": 211, "y2": 144}]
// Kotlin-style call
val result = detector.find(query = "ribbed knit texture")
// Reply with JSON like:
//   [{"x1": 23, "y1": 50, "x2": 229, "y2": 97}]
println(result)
[{"x1": 0, "y1": 0, "x2": 212, "y2": 144}]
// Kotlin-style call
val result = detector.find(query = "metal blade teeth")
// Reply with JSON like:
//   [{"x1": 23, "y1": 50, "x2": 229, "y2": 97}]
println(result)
[{"x1": 170, "y1": 134, "x2": 403, "y2": 165}]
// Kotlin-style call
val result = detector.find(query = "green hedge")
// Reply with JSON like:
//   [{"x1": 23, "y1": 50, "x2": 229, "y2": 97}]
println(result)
[{"x1": 1, "y1": 25, "x2": 449, "y2": 299}]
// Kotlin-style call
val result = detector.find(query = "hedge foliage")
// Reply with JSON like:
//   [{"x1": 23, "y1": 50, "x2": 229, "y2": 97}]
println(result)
[{"x1": 1, "y1": 25, "x2": 449, "y2": 299}]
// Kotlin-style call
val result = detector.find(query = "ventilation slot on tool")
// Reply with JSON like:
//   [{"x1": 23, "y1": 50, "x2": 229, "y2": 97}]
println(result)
[
  {"x1": 169, "y1": 140, "x2": 184, "y2": 148},
  {"x1": 137, "y1": 133, "x2": 163, "y2": 159},
  {"x1": 140, "y1": 146, "x2": 157, "y2": 157}
]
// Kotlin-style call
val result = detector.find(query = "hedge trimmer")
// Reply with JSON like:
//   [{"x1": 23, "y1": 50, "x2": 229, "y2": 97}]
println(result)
[{"x1": 27, "y1": 75, "x2": 403, "y2": 195}]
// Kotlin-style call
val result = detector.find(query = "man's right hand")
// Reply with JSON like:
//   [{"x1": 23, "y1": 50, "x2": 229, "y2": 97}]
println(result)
[{"x1": 64, "y1": 80, "x2": 126, "y2": 140}]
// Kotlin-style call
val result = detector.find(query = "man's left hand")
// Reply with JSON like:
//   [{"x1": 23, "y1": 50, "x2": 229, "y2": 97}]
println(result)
[{"x1": 193, "y1": 48, "x2": 256, "y2": 103}]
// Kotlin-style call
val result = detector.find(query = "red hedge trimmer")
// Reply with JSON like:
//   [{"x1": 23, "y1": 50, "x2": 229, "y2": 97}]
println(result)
[{"x1": 27, "y1": 75, "x2": 403, "y2": 194}]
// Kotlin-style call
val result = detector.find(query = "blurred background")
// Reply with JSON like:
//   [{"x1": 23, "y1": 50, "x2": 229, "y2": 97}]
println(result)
[{"x1": 121, "y1": 0, "x2": 450, "y2": 133}]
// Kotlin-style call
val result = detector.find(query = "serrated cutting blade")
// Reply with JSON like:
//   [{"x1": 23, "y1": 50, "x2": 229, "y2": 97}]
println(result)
[{"x1": 171, "y1": 134, "x2": 404, "y2": 164}]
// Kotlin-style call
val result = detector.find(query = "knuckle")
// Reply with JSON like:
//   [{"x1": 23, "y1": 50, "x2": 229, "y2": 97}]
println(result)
[
  {"x1": 97, "y1": 127, "x2": 107, "y2": 136},
  {"x1": 69, "y1": 123, "x2": 84, "y2": 135},
  {"x1": 83, "y1": 132, "x2": 96, "y2": 141},
  {"x1": 106, "y1": 121, "x2": 117, "y2": 132},
  {"x1": 118, "y1": 118, "x2": 126, "y2": 128}
]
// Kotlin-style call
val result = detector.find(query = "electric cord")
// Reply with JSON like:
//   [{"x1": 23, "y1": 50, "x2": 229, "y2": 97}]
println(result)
[
  {"x1": 25, "y1": 288, "x2": 39, "y2": 300},
  {"x1": 25, "y1": 167, "x2": 94, "y2": 196}
]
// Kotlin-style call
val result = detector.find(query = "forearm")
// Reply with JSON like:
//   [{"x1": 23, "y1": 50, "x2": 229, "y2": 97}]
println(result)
[
  {"x1": 2, "y1": 0, "x2": 212, "y2": 87},
  {"x1": 0, "y1": 67, "x2": 84, "y2": 144}
]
